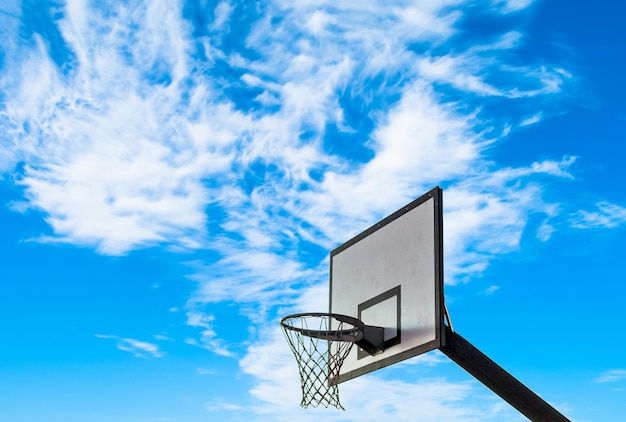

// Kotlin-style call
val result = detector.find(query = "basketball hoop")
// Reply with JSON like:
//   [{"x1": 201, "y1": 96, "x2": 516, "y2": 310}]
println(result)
[{"x1": 280, "y1": 312, "x2": 383, "y2": 410}]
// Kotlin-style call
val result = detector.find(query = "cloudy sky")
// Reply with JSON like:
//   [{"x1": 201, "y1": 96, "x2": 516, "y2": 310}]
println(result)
[{"x1": 1, "y1": 0, "x2": 625, "y2": 421}]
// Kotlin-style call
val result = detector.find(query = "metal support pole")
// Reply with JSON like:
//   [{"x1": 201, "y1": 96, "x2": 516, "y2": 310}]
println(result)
[{"x1": 439, "y1": 327, "x2": 570, "y2": 422}]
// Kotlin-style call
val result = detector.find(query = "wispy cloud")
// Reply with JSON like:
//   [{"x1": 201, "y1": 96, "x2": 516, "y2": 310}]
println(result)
[
  {"x1": 443, "y1": 156, "x2": 573, "y2": 284},
  {"x1": 153, "y1": 334, "x2": 173, "y2": 341},
  {"x1": 493, "y1": 0, "x2": 536, "y2": 14},
  {"x1": 570, "y1": 202, "x2": 626, "y2": 229},
  {"x1": 417, "y1": 31, "x2": 569, "y2": 99},
  {"x1": 196, "y1": 367, "x2": 217, "y2": 376},
  {"x1": 95, "y1": 334, "x2": 163, "y2": 358},
  {"x1": 185, "y1": 311, "x2": 233, "y2": 357},
  {"x1": 520, "y1": 112, "x2": 543, "y2": 126},
  {"x1": 206, "y1": 400, "x2": 246, "y2": 412},
  {"x1": 594, "y1": 369, "x2": 626, "y2": 384},
  {"x1": 1, "y1": 0, "x2": 574, "y2": 270},
  {"x1": 482, "y1": 285, "x2": 500, "y2": 295},
  {"x1": 1, "y1": 1, "x2": 239, "y2": 255}
]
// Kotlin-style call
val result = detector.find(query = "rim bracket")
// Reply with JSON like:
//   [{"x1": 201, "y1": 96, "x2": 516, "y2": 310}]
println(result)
[{"x1": 356, "y1": 325, "x2": 385, "y2": 355}]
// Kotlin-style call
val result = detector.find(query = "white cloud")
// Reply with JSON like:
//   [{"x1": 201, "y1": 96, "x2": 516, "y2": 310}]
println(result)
[
  {"x1": 1, "y1": 1, "x2": 242, "y2": 255},
  {"x1": 482, "y1": 285, "x2": 500, "y2": 295},
  {"x1": 494, "y1": 0, "x2": 535, "y2": 13},
  {"x1": 443, "y1": 157, "x2": 574, "y2": 284},
  {"x1": 520, "y1": 112, "x2": 543, "y2": 126},
  {"x1": 289, "y1": 81, "x2": 481, "y2": 247},
  {"x1": 185, "y1": 311, "x2": 233, "y2": 357},
  {"x1": 594, "y1": 369, "x2": 626, "y2": 384},
  {"x1": 196, "y1": 367, "x2": 217, "y2": 376},
  {"x1": 186, "y1": 246, "x2": 318, "y2": 305},
  {"x1": 536, "y1": 219, "x2": 556, "y2": 241},
  {"x1": 206, "y1": 400, "x2": 246, "y2": 412},
  {"x1": 417, "y1": 55, "x2": 501, "y2": 96},
  {"x1": 1, "y1": 0, "x2": 573, "y2": 264},
  {"x1": 209, "y1": 1, "x2": 234, "y2": 31},
  {"x1": 153, "y1": 334, "x2": 173, "y2": 341},
  {"x1": 570, "y1": 202, "x2": 626, "y2": 229},
  {"x1": 416, "y1": 31, "x2": 567, "y2": 98},
  {"x1": 95, "y1": 334, "x2": 163, "y2": 358}
]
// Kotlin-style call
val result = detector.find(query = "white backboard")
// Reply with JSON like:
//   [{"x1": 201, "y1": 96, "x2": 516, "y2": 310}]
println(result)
[{"x1": 329, "y1": 187, "x2": 444, "y2": 384}]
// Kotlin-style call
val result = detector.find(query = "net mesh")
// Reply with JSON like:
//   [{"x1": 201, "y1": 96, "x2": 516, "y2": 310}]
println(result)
[{"x1": 281, "y1": 314, "x2": 361, "y2": 410}]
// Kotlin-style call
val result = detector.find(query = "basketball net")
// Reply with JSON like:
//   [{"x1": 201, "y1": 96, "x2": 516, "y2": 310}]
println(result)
[{"x1": 281, "y1": 314, "x2": 359, "y2": 409}]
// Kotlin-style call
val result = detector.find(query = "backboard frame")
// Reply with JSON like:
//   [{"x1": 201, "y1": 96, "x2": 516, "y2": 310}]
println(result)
[{"x1": 329, "y1": 187, "x2": 444, "y2": 384}]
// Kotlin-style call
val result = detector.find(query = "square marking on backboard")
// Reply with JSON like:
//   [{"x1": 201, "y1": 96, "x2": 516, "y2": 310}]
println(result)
[{"x1": 357, "y1": 286, "x2": 401, "y2": 359}]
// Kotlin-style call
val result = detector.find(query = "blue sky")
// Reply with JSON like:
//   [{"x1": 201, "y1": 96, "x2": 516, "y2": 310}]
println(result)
[{"x1": 0, "y1": 0, "x2": 625, "y2": 421}]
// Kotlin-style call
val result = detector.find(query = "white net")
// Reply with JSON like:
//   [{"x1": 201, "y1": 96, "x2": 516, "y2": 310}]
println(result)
[{"x1": 281, "y1": 314, "x2": 361, "y2": 410}]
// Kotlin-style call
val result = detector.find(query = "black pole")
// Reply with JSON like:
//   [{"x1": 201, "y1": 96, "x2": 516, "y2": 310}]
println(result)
[{"x1": 439, "y1": 327, "x2": 570, "y2": 422}]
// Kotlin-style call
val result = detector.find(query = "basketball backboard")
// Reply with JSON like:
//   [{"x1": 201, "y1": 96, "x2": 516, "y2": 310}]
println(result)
[{"x1": 329, "y1": 187, "x2": 444, "y2": 384}]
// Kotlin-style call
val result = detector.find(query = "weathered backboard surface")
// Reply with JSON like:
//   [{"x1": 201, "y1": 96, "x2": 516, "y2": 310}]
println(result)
[{"x1": 329, "y1": 187, "x2": 444, "y2": 384}]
